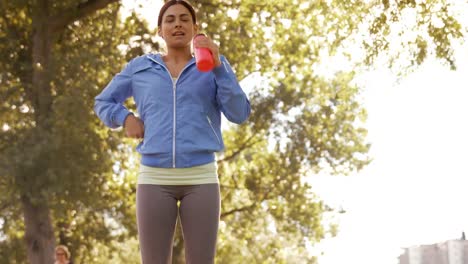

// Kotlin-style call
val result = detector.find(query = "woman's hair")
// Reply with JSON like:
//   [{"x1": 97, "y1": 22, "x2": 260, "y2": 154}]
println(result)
[
  {"x1": 55, "y1": 245, "x2": 71, "y2": 259},
  {"x1": 157, "y1": 0, "x2": 197, "y2": 28}
]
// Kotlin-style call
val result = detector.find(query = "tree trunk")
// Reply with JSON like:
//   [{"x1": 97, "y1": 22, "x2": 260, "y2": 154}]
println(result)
[
  {"x1": 31, "y1": 0, "x2": 53, "y2": 126},
  {"x1": 19, "y1": 0, "x2": 122, "y2": 263},
  {"x1": 22, "y1": 196, "x2": 56, "y2": 264},
  {"x1": 23, "y1": 1, "x2": 55, "y2": 263}
]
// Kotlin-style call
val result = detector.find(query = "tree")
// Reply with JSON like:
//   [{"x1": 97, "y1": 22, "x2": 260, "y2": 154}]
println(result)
[
  {"x1": 0, "y1": 1, "x2": 156, "y2": 263},
  {"x1": 184, "y1": 0, "x2": 466, "y2": 262},
  {"x1": 0, "y1": 0, "x2": 466, "y2": 263}
]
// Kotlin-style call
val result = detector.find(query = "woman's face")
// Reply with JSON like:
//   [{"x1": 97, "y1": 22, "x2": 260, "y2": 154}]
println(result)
[
  {"x1": 55, "y1": 249, "x2": 68, "y2": 263},
  {"x1": 158, "y1": 4, "x2": 198, "y2": 48}
]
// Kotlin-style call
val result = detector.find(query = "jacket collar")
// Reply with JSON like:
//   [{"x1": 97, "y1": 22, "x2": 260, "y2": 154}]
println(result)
[{"x1": 146, "y1": 53, "x2": 196, "y2": 66}]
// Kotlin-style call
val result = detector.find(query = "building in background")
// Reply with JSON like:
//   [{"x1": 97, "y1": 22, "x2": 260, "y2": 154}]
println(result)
[{"x1": 399, "y1": 232, "x2": 468, "y2": 264}]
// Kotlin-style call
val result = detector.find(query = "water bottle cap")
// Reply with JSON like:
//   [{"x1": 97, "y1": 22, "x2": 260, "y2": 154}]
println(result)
[{"x1": 193, "y1": 33, "x2": 205, "y2": 44}]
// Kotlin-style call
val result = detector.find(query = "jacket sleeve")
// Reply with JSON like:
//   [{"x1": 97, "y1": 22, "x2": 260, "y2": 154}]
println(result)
[
  {"x1": 94, "y1": 60, "x2": 134, "y2": 128},
  {"x1": 213, "y1": 56, "x2": 251, "y2": 124}
]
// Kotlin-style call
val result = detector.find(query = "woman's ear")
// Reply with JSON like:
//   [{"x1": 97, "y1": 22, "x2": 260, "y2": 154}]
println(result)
[
  {"x1": 158, "y1": 28, "x2": 163, "y2": 39},
  {"x1": 193, "y1": 24, "x2": 199, "y2": 35}
]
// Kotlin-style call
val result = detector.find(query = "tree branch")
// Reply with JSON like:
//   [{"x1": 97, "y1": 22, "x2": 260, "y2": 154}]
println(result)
[
  {"x1": 221, "y1": 203, "x2": 256, "y2": 218},
  {"x1": 217, "y1": 135, "x2": 260, "y2": 164},
  {"x1": 220, "y1": 170, "x2": 289, "y2": 219},
  {"x1": 51, "y1": 0, "x2": 119, "y2": 33},
  {"x1": 220, "y1": 158, "x2": 296, "y2": 219}
]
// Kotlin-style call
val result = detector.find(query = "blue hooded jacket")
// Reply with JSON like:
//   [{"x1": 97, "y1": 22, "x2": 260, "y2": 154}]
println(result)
[{"x1": 94, "y1": 54, "x2": 251, "y2": 168}]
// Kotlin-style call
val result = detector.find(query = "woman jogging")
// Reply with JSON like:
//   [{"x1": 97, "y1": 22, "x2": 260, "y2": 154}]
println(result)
[{"x1": 94, "y1": 0, "x2": 251, "y2": 263}]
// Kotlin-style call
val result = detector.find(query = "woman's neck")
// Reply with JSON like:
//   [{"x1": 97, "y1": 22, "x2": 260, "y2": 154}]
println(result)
[{"x1": 164, "y1": 47, "x2": 192, "y2": 64}]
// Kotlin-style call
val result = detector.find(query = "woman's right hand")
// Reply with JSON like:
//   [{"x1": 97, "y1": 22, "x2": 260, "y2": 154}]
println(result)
[{"x1": 124, "y1": 114, "x2": 145, "y2": 139}]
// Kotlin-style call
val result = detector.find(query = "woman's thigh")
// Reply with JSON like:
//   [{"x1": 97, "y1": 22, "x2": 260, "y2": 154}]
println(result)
[
  {"x1": 136, "y1": 184, "x2": 179, "y2": 264},
  {"x1": 179, "y1": 184, "x2": 220, "y2": 264}
]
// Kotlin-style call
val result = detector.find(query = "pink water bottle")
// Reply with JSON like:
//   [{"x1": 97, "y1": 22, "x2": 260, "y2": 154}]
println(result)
[{"x1": 193, "y1": 34, "x2": 215, "y2": 72}]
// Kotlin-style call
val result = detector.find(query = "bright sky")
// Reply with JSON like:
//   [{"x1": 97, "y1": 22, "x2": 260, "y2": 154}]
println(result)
[
  {"x1": 121, "y1": 1, "x2": 468, "y2": 263},
  {"x1": 310, "y1": 44, "x2": 468, "y2": 263}
]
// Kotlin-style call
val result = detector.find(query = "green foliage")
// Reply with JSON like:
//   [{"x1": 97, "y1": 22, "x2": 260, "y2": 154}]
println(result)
[
  {"x1": 365, "y1": 0, "x2": 465, "y2": 70},
  {"x1": 188, "y1": 0, "x2": 465, "y2": 261},
  {"x1": 0, "y1": 205, "x2": 27, "y2": 264},
  {"x1": 0, "y1": 1, "x2": 155, "y2": 263},
  {"x1": 189, "y1": 0, "x2": 370, "y2": 261}
]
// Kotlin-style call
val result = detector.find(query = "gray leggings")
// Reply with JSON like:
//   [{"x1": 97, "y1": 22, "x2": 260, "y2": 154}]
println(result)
[{"x1": 136, "y1": 184, "x2": 220, "y2": 264}]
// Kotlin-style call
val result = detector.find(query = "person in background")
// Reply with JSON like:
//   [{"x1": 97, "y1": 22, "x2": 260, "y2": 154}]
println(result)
[
  {"x1": 93, "y1": 0, "x2": 251, "y2": 263},
  {"x1": 54, "y1": 245, "x2": 72, "y2": 264}
]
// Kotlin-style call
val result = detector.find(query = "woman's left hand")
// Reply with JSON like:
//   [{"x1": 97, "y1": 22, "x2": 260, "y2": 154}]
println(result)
[{"x1": 193, "y1": 35, "x2": 222, "y2": 67}]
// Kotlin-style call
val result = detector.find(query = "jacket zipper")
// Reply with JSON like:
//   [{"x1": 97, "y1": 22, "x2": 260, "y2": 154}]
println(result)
[
  {"x1": 172, "y1": 81, "x2": 176, "y2": 167},
  {"x1": 146, "y1": 55, "x2": 194, "y2": 168},
  {"x1": 206, "y1": 116, "x2": 221, "y2": 145}
]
